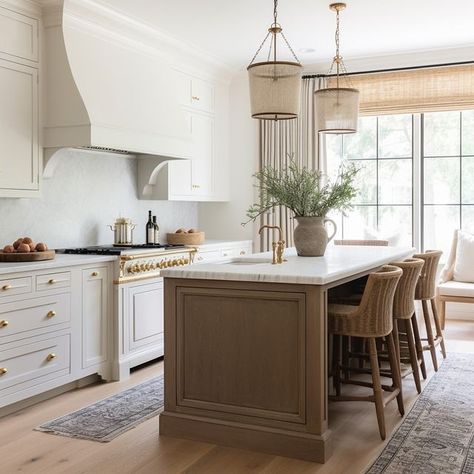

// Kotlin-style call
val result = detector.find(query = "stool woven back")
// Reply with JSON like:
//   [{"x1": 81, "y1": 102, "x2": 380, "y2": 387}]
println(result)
[
  {"x1": 339, "y1": 265, "x2": 402, "y2": 337},
  {"x1": 413, "y1": 250, "x2": 442, "y2": 300},
  {"x1": 334, "y1": 239, "x2": 389, "y2": 246},
  {"x1": 391, "y1": 258, "x2": 424, "y2": 319}
]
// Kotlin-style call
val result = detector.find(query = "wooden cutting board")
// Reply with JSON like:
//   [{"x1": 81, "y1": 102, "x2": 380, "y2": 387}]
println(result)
[{"x1": 0, "y1": 250, "x2": 56, "y2": 262}]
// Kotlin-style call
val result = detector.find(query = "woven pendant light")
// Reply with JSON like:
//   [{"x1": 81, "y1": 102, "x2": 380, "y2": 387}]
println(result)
[
  {"x1": 315, "y1": 3, "x2": 359, "y2": 134},
  {"x1": 247, "y1": 0, "x2": 302, "y2": 120}
]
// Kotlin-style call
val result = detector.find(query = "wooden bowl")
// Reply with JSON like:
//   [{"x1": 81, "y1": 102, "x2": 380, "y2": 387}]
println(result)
[
  {"x1": 166, "y1": 232, "x2": 205, "y2": 245},
  {"x1": 0, "y1": 250, "x2": 56, "y2": 262}
]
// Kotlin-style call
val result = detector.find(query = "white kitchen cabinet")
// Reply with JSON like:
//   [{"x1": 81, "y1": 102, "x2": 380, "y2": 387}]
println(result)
[
  {"x1": 126, "y1": 280, "x2": 164, "y2": 354},
  {"x1": 82, "y1": 266, "x2": 109, "y2": 369},
  {"x1": 140, "y1": 71, "x2": 229, "y2": 202},
  {"x1": 0, "y1": 58, "x2": 39, "y2": 196},
  {"x1": 167, "y1": 112, "x2": 214, "y2": 198},
  {"x1": 177, "y1": 72, "x2": 214, "y2": 113},
  {"x1": 0, "y1": 3, "x2": 40, "y2": 199}
]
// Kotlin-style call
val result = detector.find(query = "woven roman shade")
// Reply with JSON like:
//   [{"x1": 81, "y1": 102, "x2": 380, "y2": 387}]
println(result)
[{"x1": 328, "y1": 64, "x2": 474, "y2": 115}]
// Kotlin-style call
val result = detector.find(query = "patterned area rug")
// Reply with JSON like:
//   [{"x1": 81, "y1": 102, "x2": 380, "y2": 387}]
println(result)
[
  {"x1": 366, "y1": 353, "x2": 474, "y2": 474},
  {"x1": 35, "y1": 375, "x2": 164, "y2": 442}
]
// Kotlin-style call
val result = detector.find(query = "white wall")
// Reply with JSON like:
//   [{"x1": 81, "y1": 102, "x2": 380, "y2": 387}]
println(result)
[
  {"x1": 0, "y1": 149, "x2": 197, "y2": 249},
  {"x1": 198, "y1": 72, "x2": 259, "y2": 243}
]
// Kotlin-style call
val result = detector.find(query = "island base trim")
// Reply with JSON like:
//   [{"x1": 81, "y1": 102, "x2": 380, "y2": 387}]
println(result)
[{"x1": 159, "y1": 411, "x2": 333, "y2": 463}]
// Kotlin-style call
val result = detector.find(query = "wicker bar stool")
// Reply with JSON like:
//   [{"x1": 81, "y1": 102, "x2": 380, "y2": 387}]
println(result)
[
  {"x1": 334, "y1": 239, "x2": 389, "y2": 246},
  {"x1": 329, "y1": 265, "x2": 403, "y2": 440},
  {"x1": 390, "y1": 258, "x2": 425, "y2": 394},
  {"x1": 413, "y1": 250, "x2": 446, "y2": 374}
]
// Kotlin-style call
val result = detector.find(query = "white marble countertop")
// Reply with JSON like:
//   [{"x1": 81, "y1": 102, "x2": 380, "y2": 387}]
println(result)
[
  {"x1": 0, "y1": 254, "x2": 117, "y2": 275},
  {"x1": 161, "y1": 245, "x2": 415, "y2": 285}
]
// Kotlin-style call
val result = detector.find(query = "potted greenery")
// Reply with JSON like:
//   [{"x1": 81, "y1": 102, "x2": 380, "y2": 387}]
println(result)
[{"x1": 245, "y1": 160, "x2": 359, "y2": 256}]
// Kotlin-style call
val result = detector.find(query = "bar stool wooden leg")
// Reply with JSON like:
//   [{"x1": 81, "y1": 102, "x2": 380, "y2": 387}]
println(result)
[
  {"x1": 369, "y1": 337, "x2": 386, "y2": 440},
  {"x1": 404, "y1": 318, "x2": 422, "y2": 393},
  {"x1": 392, "y1": 321, "x2": 401, "y2": 374},
  {"x1": 342, "y1": 335, "x2": 350, "y2": 381},
  {"x1": 386, "y1": 332, "x2": 404, "y2": 416},
  {"x1": 333, "y1": 334, "x2": 341, "y2": 396},
  {"x1": 411, "y1": 314, "x2": 427, "y2": 380},
  {"x1": 422, "y1": 300, "x2": 438, "y2": 371},
  {"x1": 431, "y1": 298, "x2": 447, "y2": 359}
]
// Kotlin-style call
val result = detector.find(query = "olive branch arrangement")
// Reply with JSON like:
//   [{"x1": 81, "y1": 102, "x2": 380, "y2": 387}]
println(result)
[{"x1": 244, "y1": 160, "x2": 359, "y2": 224}]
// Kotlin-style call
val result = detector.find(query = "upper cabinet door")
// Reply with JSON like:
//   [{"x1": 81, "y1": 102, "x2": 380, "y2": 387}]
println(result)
[
  {"x1": 0, "y1": 59, "x2": 39, "y2": 195},
  {"x1": 190, "y1": 114, "x2": 213, "y2": 196},
  {"x1": 0, "y1": 6, "x2": 38, "y2": 64},
  {"x1": 190, "y1": 78, "x2": 215, "y2": 114},
  {"x1": 176, "y1": 71, "x2": 215, "y2": 114}
]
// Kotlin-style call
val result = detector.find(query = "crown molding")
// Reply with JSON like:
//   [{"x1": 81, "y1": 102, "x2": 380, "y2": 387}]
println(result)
[
  {"x1": 0, "y1": 0, "x2": 42, "y2": 16},
  {"x1": 304, "y1": 44, "x2": 474, "y2": 75}
]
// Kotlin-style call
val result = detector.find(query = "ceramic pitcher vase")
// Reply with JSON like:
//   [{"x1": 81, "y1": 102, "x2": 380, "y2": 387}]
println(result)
[{"x1": 293, "y1": 216, "x2": 337, "y2": 256}]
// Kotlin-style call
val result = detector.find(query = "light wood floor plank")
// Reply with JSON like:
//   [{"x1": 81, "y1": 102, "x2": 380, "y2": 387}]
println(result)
[{"x1": 0, "y1": 320, "x2": 471, "y2": 474}]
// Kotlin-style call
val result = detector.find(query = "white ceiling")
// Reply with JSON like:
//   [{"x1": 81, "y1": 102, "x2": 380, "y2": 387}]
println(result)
[{"x1": 97, "y1": 0, "x2": 474, "y2": 70}]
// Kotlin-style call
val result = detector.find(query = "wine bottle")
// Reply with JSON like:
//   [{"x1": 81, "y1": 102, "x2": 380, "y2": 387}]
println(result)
[
  {"x1": 146, "y1": 210, "x2": 154, "y2": 244},
  {"x1": 152, "y1": 216, "x2": 160, "y2": 244}
]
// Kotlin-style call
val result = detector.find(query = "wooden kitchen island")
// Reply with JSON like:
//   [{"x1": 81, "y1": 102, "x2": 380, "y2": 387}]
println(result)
[{"x1": 160, "y1": 245, "x2": 413, "y2": 463}]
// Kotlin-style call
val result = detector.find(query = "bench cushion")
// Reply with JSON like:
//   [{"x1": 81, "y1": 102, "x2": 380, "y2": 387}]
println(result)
[{"x1": 438, "y1": 280, "x2": 474, "y2": 298}]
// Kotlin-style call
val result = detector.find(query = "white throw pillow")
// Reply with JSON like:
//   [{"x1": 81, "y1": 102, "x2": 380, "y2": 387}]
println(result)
[
  {"x1": 363, "y1": 227, "x2": 402, "y2": 246},
  {"x1": 453, "y1": 230, "x2": 474, "y2": 283}
]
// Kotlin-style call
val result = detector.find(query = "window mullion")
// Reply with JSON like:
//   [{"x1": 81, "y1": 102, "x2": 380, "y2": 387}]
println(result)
[{"x1": 413, "y1": 113, "x2": 422, "y2": 251}]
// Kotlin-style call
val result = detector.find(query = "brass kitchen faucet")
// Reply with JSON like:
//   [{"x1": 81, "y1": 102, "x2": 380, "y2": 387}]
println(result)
[{"x1": 258, "y1": 225, "x2": 286, "y2": 264}]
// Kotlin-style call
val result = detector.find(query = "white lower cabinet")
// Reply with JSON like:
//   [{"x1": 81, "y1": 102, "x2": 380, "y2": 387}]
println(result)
[
  {"x1": 127, "y1": 280, "x2": 164, "y2": 352},
  {"x1": 0, "y1": 261, "x2": 113, "y2": 410},
  {"x1": 82, "y1": 266, "x2": 109, "y2": 369}
]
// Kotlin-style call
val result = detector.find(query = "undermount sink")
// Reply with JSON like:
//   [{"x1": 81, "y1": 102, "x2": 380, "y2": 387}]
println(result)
[{"x1": 225, "y1": 257, "x2": 271, "y2": 266}]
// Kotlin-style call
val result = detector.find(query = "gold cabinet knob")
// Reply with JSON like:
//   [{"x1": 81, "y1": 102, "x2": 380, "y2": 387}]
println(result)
[
  {"x1": 46, "y1": 311, "x2": 56, "y2": 319},
  {"x1": 91, "y1": 271, "x2": 99, "y2": 277},
  {"x1": 48, "y1": 279, "x2": 57, "y2": 285},
  {"x1": 46, "y1": 353, "x2": 56, "y2": 361},
  {"x1": 0, "y1": 368, "x2": 7, "y2": 376},
  {"x1": 0, "y1": 320, "x2": 8, "y2": 328},
  {"x1": 2, "y1": 284, "x2": 12, "y2": 291}
]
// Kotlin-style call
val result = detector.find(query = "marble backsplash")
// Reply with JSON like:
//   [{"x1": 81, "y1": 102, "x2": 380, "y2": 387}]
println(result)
[{"x1": 0, "y1": 149, "x2": 198, "y2": 249}]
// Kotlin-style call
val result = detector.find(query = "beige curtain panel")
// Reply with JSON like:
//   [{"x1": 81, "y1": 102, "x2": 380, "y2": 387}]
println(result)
[
  {"x1": 328, "y1": 64, "x2": 474, "y2": 115},
  {"x1": 258, "y1": 77, "x2": 327, "y2": 251}
]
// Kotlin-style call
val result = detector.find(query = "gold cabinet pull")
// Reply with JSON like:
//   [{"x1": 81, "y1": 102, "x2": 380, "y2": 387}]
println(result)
[
  {"x1": 0, "y1": 320, "x2": 9, "y2": 328},
  {"x1": 1, "y1": 284, "x2": 12, "y2": 291},
  {"x1": 91, "y1": 271, "x2": 99, "y2": 277},
  {"x1": 48, "y1": 279, "x2": 57, "y2": 285},
  {"x1": 240, "y1": 250, "x2": 246, "y2": 255},
  {"x1": 46, "y1": 311, "x2": 56, "y2": 319},
  {"x1": 192, "y1": 95, "x2": 200, "y2": 101},
  {"x1": 0, "y1": 368, "x2": 7, "y2": 376},
  {"x1": 46, "y1": 353, "x2": 56, "y2": 361}
]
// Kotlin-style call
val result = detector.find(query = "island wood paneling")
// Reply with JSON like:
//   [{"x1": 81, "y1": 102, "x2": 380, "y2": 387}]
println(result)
[{"x1": 161, "y1": 278, "x2": 332, "y2": 463}]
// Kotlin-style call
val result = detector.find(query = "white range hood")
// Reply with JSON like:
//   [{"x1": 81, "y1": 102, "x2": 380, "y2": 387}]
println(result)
[{"x1": 43, "y1": 0, "x2": 193, "y2": 175}]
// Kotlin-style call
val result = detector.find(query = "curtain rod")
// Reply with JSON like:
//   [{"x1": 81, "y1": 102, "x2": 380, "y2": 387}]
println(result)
[{"x1": 301, "y1": 59, "x2": 474, "y2": 79}]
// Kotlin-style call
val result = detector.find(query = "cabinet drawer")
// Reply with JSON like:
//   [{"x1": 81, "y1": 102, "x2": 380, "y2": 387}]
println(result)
[
  {"x1": 36, "y1": 271, "x2": 71, "y2": 292},
  {"x1": 194, "y1": 250, "x2": 221, "y2": 263},
  {"x1": 0, "y1": 335, "x2": 70, "y2": 392},
  {"x1": 0, "y1": 276, "x2": 32, "y2": 299},
  {"x1": 0, "y1": 293, "x2": 70, "y2": 340},
  {"x1": 0, "y1": 6, "x2": 38, "y2": 63}
]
